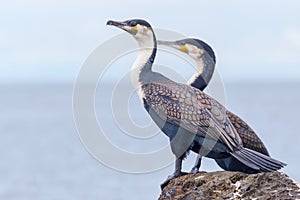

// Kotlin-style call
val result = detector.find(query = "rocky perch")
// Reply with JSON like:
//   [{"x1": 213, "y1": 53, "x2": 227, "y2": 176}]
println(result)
[{"x1": 159, "y1": 171, "x2": 300, "y2": 200}]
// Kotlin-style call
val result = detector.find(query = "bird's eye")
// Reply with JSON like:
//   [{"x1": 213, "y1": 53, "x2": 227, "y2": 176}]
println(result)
[{"x1": 131, "y1": 21, "x2": 137, "y2": 26}]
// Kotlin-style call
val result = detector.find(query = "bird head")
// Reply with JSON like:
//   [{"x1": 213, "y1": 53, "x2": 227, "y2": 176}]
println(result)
[
  {"x1": 107, "y1": 19, "x2": 154, "y2": 43},
  {"x1": 158, "y1": 39, "x2": 216, "y2": 63}
]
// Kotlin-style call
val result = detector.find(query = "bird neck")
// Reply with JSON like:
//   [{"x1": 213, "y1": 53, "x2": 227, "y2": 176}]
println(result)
[
  {"x1": 188, "y1": 52, "x2": 215, "y2": 91},
  {"x1": 131, "y1": 30, "x2": 157, "y2": 88}
]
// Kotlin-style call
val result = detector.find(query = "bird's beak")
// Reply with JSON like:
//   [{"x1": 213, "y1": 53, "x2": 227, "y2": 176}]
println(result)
[
  {"x1": 158, "y1": 40, "x2": 182, "y2": 50},
  {"x1": 158, "y1": 40, "x2": 177, "y2": 47},
  {"x1": 158, "y1": 40, "x2": 188, "y2": 54},
  {"x1": 107, "y1": 20, "x2": 137, "y2": 35},
  {"x1": 107, "y1": 20, "x2": 126, "y2": 29}
]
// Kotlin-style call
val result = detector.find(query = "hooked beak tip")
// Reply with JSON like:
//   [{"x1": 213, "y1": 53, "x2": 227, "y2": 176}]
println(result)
[
  {"x1": 106, "y1": 20, "x2": 113, "y2": 26},
  {"x1": 106, "y1": 20, "x2": 118, "y2": 26}
]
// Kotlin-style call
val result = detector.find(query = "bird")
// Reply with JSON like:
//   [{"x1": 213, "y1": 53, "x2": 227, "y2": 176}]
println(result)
[
  {"x1": 158, "y1": 38, "x2": 270, "y2": 173},
  {"x1": 106, "y1": 19, "x2": 286, "y2": 187}
]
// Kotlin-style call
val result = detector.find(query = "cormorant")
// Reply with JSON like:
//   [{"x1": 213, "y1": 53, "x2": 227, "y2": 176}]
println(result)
[
  {"x1": 107, "y1": 19, "x2": 286, "y2": 185},
  {"x1": 158, "y1": 39, "x2": 271, "y2": 173}
]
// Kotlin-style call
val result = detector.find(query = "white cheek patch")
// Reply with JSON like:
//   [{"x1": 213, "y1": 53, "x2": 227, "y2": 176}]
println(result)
[
  {"x1": 188, "y1": 45, "x2": 204, "y2": 56},
  {"x1": 136, "y1": 24, "x2": 142, "y2": 30},
  {"x1": 135, "y1": 25, "x2": 144, "y2": 34},
  {"x1": 134, "y1": 26, "x2": 152, "y2": 45},
  {"x1": 141, "y1": 26, "x2": 148, "y2": 33},
  {"x1": 137, "y1": 26, "x2": 148, "y2": 35}
]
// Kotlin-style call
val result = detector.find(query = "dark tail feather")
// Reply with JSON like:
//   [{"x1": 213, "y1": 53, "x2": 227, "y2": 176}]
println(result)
[
  {"x1": 230, "y1": 148, "x2": 287, "y2": 172},
  {"x1": 237, "y1": 149, "x2": 276, "y2": 172},
  {"x1": 240, "y1": 148, "x2": 285, "y2": 171}
]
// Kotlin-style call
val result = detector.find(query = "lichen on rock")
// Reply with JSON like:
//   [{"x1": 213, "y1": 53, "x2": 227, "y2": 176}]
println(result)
[{"x1": 159, "y1": 171, "x2": 300, "y2": 200}]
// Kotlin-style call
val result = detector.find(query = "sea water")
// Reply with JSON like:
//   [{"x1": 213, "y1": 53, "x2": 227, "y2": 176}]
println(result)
[{"x1": 0, "y1": 81, "x2": 299, "y2": 200}]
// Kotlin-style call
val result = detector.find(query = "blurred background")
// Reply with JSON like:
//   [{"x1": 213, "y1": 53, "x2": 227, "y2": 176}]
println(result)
[{"x1": 1, "y1": 0, "x2": 299, "y2": 199}]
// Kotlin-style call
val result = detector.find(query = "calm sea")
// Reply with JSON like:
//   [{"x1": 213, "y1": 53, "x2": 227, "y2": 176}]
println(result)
[{"x1": 0, "y1": 81, "x2": 299, "y2": 200}]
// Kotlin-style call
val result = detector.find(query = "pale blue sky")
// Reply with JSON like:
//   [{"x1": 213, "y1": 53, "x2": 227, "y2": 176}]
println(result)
[{"x1": 1, "y1": 0, "x2": 300, "y2": 83}]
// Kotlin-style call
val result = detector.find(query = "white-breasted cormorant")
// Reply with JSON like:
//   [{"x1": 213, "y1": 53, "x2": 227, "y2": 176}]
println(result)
[
  {"x1": 158, "y1": 39, "x2": 271, "y2": 174},
  {"x1": 107, "y1": 19, "x2": 286, "y2": 186}
]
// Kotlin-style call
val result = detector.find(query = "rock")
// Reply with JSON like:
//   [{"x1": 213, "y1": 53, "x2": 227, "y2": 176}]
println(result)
[{"x1": 159, "y1": 171, "x2": 300, "y2": 200}]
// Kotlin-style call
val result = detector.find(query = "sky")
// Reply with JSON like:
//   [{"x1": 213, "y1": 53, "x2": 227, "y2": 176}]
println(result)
[{"x1": 1, "y1": 0, "x2": 300, "y2": 83}]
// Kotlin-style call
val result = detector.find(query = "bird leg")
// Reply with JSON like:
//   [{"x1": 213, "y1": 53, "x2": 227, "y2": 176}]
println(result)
[
  {"x1": 161, "y1": 155, "x2": 186, "y2": 189},
  {"x1": 190, "y1": 154, "x2": 202, "y2": 174}
]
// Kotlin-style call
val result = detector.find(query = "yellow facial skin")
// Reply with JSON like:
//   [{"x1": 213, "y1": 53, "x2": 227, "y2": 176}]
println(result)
[
  {"x1": 133, "y1": 25, "x2": 138, "y2": 31},
  {"x1": 122, "y1": 25, "x2": 138, "y2": 35},
  {"x1": 180, "y1": 44, "x2": 189, "y2": 54}
]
